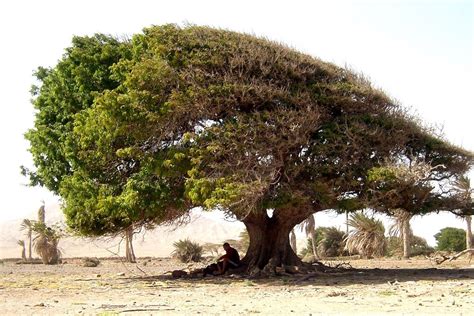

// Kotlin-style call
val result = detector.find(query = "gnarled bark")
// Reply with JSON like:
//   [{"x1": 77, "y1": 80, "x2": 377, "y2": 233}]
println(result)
[{"x1": 240, "y1": 208, "x2": 315, "y2": 272}]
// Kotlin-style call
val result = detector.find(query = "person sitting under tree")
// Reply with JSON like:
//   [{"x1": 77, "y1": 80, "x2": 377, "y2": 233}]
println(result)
[{"x1": 217, "y1": 242, "x2": 240, "y2": 274}]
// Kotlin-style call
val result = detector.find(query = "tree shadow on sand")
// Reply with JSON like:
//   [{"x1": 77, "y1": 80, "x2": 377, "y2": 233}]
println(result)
[{"x1": 121, "y1": 267, "x2": 474, "y2": 287}]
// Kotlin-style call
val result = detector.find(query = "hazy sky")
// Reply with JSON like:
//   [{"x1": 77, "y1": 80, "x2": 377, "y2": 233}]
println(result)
[{"x1": 0, "y1": 0, "x2": 472, "y2": 244}]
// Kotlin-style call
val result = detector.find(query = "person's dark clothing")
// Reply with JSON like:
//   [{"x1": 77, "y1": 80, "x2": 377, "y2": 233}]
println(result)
[{"x1": 225, "y1": 247, "x2": 240, "y2": 267}]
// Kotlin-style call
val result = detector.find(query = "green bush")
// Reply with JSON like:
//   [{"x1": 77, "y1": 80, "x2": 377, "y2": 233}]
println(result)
[
  {"x1": 385, "y1": 235, "x2": 434, "y2": 257},
  {"x1": 434, "y1": 227, "x2": 466, "y2": 252},
  {"x1": 172, "y1": 239, "x2": 203, "y2": 263},
  {"x1": 300, "y1": 226, "x2": 346, "y2": 258}
]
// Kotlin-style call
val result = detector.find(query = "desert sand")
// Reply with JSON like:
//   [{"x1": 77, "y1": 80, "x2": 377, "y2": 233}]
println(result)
[{"x1": 1, "y1": 257, "x2": 473, "y2": 315}]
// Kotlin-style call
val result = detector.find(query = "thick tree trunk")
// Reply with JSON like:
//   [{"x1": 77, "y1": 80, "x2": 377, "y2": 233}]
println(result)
[
  {"x1": 240, "y1": 210, "x2": 310, "y2": 272},
  {"x1": 466, "y1": 216, "x2": 473, "y2": 250},
  {"x1": 402, "y1": 219, "x2": 411, "y2": 259}
]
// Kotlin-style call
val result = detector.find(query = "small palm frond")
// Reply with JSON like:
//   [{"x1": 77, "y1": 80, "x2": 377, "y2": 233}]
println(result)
[
  {"x1": 388, "y1": 209, "x2": 413, "y2": 237},
  {"x1": 20, "y1": 219, "x2": 34, "y2": 232}
]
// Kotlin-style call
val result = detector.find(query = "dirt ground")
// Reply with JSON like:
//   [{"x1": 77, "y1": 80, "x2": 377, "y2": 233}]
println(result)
[{"x1": 1, "y1": 256, "x2": 473, "y2": 315}]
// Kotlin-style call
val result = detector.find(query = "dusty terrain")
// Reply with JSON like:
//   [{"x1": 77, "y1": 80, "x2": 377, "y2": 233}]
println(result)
[{"x1": 1, "y1": 257, "x2": 473, "y2": 315}]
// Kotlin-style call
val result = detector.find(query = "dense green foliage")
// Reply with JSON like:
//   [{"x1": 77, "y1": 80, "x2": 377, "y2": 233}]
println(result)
[
  {"x1": 24, "y1": 34, "x2": 131, "y2": 192},
  {"x1": 434, "y1": 227, "x2": 466, "y2": 251},
  {"x1": 25, "y1": 24, "x2": 473, "y2": 244}
]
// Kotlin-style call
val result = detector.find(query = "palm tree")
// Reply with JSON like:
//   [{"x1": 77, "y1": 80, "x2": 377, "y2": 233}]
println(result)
[
  {"x1": 298, "y1": 214, "x2": 319, "y2": 259},
  {"x1": 389, "y1": 209, "x2": 414, "y2": 259},
  {"x1": 20, "y1": 219, "x2": 34, "y2": 261},
  {"x1": 345, "y1": 212, "x2": 386, "y2": 258},
  {"x1": 17, "y1": 240, "x2": 26, "y2": 261},
  {"x1": 453, "y1": 176, "x2": 473, "y2": 249},
  {"x1": 26, "y1": 203, "x2": 62, "y2": 264},
  {"x1": 38, "y1": 201, "x2": 45, "y2": 224},
  {"x1": 317, "y1": 227, "x2": 346, "y2": 257},
  {"x1": 466, "y1": 216, "x2": 473, "y2": 250},
  {"x1": 32, "y1": 222, "x2": 61, "y2": 264}
]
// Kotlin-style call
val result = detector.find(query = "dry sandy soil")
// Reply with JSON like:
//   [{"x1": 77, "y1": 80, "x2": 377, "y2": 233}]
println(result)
[{"x1": 1, "y1": 256, "x2": 473, "y2": 315}]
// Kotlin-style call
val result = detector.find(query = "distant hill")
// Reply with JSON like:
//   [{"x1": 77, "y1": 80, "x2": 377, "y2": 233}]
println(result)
[{"x1": 0, "y1": 203, "x2": 245, "y2": 259}]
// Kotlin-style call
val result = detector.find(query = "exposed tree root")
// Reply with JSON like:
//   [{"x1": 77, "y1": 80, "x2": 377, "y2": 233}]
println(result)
[
  {"x1": 244, "y1": 259, "x2": 354, "y2": 279},
  {"x1": 426, "y1": 249, "x2": 474, "y2": 265},
  {"x1": 293, "y1": 261, "x2": 354, "y2": 283}
]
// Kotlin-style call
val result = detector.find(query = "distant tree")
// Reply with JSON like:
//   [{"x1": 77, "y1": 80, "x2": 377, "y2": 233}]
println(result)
[
  {"x1": 466, "y1": 215, "x2": 473, "y2": 250},
  {"x1": 435, "y1": 227, "x2": 466, "y2": 252},
  {"x1": 318, "y1": 227, "x2": 346, "y2": 257},
  {"x1": 32, "y1": 222, "x2": 62, "y2": 264},
  {"x1": 17, "y1": 240, "x2": 26, "y2": 261},
  {"x1": 203, "y1": 242, "x2": 221, "y2": 257},
  {"x1": 345, "y1": 213, "x2": 385, "y2": 258},
  {"x1": 386, "y1": 235, "x2": 434, "y2": 257},
  {"x1": 20, "y1": 219, "x2": 33, "y2": 261},
  {"x1": 31, "y1": 205, "x2": 62, "y2": 264},
  {"x1": 389, "y1": 209, "x2": 414, "y2": 259},
  {"x1": 38, "y1": 202, "x2": 45, "y2": 224},
  {"x1": 409, "y1": 235, "x2": 434, "y2": 256},
  {"x1": 301, "y1": 226, "x2": 346, "y2": 258},
  {"x1": 367, "y1": 160, "x2": 469, "y2": 259},
  {"x1": 24, "y1": 25, "x2": 473, "y2": 272},
  {"x1": 452, "y1": 176, "x2": 473, "y2": 250},
  {"x1": 300, "y1": 227, "x2": 324, "y2": 258},
  {"x1": 298, "y1": 214, "x2": 319, "y2": 259}
]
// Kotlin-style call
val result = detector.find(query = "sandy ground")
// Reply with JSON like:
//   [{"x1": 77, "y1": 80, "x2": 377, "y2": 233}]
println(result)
[{"x1": 1, "y1": 257, "x2": 473, "y2": 315}]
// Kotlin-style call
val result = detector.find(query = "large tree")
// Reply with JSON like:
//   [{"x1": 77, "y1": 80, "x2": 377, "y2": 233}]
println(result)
[{"x1": 24, "y1": 25, "x2": 473, "y2": 272}]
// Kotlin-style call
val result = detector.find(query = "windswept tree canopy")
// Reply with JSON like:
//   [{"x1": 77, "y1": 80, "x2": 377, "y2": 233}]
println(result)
[{"x1": 25, "y1": 24, "x2": 472, "y2": 268}]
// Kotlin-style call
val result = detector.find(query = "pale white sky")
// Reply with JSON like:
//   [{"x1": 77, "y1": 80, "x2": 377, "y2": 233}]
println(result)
[{"x1": 0, "y1": 0, "x2": 472, "y2": 245}]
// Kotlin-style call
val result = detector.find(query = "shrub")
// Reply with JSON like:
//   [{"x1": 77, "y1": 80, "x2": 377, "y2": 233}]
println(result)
[
  {"x1": 345, "y1": 213, "x2": 386, "y2": 258},
  {"x1": 32, "y1": 222, "x2": 62, "y2": 264},
  {"x1": 434, "y1": 227, "x2": 466, "y2": 252},
  {"x1": 318, "y1": 227, "x2": 346, "y2": 257},
  {"x1": 172, "y1": 239, "x2": 203, "y2": 263},
  {"x1": 299, "y1": 228, "x2": 323, "y2": 258},
  {"x1": 386, "y1": 235, "x2": 434, "y2": 257},
  {"x1": 300, "y1": 226, "x2": 346, "y2": 258}
]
